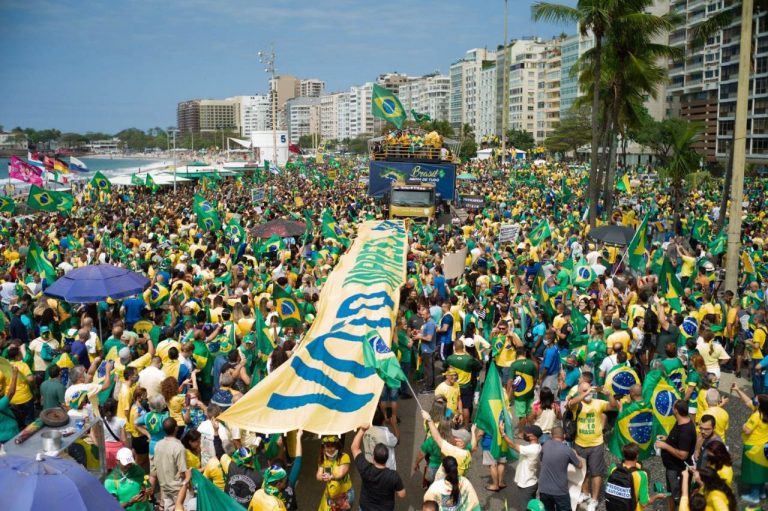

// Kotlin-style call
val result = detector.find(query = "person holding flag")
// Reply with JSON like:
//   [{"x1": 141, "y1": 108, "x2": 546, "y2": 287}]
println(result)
[{"x1": 501, "y1": 424, "x2": 544, "y2": 511}]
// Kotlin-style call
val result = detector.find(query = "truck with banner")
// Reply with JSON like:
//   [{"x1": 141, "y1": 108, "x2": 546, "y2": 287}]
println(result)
[{"x1": 366, "y1": 128, "x2": 459, "y2": 219}]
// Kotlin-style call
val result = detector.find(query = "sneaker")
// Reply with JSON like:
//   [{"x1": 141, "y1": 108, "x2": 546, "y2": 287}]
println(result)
[
  {"x1": 741, "y1": 494, "x2": 761, "y2": 505},
  {"x1": 586, "y1": 498, "x2": 598, "y2": 511},
  {"x1": 577, "y1": 493, "x2": 591, "y2": 504}
]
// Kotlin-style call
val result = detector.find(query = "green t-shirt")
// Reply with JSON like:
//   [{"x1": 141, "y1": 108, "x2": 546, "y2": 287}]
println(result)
[
  {"x1": 607, "y1": 464, "x2": 650, "y2": 509},
  {"x1": 420, "y1": 436, "x2": 443, "y2": 469},
  {"x1": 396, "y1": 330, "x2": 412, "y2": 365},
  {"x1": 0, "y1": 396, "x2": 20, "y2": 443},
  {"x1": 509, "y1": 357, "x2": 537, "y2": 400},
  {"x1": 40, "y1": 378, "x2": 66, "y2": 409},
  {"x1": 661, "y1": 357, "x2": 684, "y2": 375},
  {"x1": 102, "y1": 337, "x2": 126, "y2": 358},
  {"x1": 445, "y1": 353, "x2": 482, "y2": 391},
  {"x1": 104, "y1": 464, "x2": 151, "y2": 511}
]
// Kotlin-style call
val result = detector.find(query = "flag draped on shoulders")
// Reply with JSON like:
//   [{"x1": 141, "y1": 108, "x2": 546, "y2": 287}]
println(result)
[
  {"x1": 604, "y1": 364, "x2": 641, "y2": 399},
  {"x1": 608, "y1": 398, "x2": 656, "y2": 460},
  {"x1": 642, "y1": 369, "x2": 680, "y2": 436},
  {"x1": 474, "y1": 362, "x2": 516, "y2": 461}
]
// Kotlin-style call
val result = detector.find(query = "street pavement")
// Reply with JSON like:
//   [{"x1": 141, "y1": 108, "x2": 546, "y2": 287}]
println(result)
[{"x1": 293, "y1": 368, "x2": 759, "y2": 510}]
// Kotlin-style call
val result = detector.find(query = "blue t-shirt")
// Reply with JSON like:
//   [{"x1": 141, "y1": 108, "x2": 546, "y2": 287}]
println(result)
[
  {"x1": 122, "y1": 297, "x2": 146, "y2": 324},
  {"x1": 560, "y1": 367, "x2": 581, "y2": 401},
  {"x1": 420, "y1": 319, "x2": 437, "y2": 354},
  {"x1": 439, "y1": 314, "x2": 454, "y2": 346},
  {"x1": 541, "y1": 345, "x2": 561, "y2": 377},
  {"x1": 434, "y1": 275, "x2": 447, "y2": 301}
]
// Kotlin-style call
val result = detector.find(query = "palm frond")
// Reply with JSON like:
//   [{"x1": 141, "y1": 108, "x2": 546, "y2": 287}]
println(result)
[{"x1": 530, "y1": 2, "x2": 581, "y2": 24}]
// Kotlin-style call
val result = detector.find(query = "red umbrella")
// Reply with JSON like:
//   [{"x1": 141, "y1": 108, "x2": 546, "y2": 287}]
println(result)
[{"x1": 250, "y1": 218, "x2": 307, "y2": 238}]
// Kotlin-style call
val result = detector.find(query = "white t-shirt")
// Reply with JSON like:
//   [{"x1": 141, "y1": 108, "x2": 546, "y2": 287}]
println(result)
[
  {"x1": 103, "y1": 416, "x2": 127, "y2": 442},
  {"x1": 29, "y1": 337, "x2": 59, "y2": 372},
  {"x1": 138, "y1": 365, "x2": 165, "y2": 399},
  {"x1": 599, "y1": 354, "x2": 619, "y2": 376},
  {"x1": 514, "y1": 442, "x2": 542, "y2": 488},
  {"x1": 362, "y1": 425, "x2": 398, "y2": 471},
  {"x1": 197, "y1": 420, "x2": 233, "y2": 469}
]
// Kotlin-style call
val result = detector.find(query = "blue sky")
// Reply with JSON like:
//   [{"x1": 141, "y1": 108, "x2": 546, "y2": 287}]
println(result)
[{"x1": 0, "y1": 0, "x2": 576, "y2": 134}]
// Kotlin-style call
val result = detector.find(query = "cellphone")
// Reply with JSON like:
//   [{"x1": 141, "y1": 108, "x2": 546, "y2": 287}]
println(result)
[
  {"x1": 653, "y1": 482, "x2": 665, "y2": 493},
  {"x1": 324, "y1": 467, "x2": 332, "y2": 476}
]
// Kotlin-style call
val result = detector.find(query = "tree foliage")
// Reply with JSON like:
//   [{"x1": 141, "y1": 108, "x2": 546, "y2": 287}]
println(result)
[
  {"x1": 459, "y1": 123, "x2": 477, "y2": 161},
  {"x1": 505, "y1": 129, "x2": 535, "y2": 151},
  {"x1": 544, "y1": 108, "x2": 591, "y2": 156}
]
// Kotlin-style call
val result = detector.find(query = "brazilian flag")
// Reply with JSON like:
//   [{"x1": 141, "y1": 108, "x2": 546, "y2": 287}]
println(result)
[
  {"x1": 261, "y1": 234, "x2": 285, "y2": 255},
  {"x1": 0, "y1": 196, "x2": 15, "y2": 214},
  {"x1": 691, "y1": 219, "x2": 709, "y2": 243},
  {"x1": 224, "y1": 218, "x2": 246, "y2": 244},
  {"x1": 143, "y1": 283, "x2": 170, "y2": 309},
  {"x1": 572, "y1": 257, "x2": 596, "y2": 289},
  {"x1": 532, "y1": 268, "x2": 555, "y2": 319},
  {"x1": 411, "y1": 109, "x2": 431, "y2": 123},
  {"x1": 193, "y1": 194, "x2": 221, "y2": 232},
  {"x1": 642, "y1": 369, "x2": 680, "y2": 436},
  {"x1": 528, "y1": 219, "x2": 551, "y2": 247},
  {"x1": 708, "y1": 231, "x2": 726, "y2": 256},
  {"x1": 627, "y1": 214, "x2": 649, "y2": 272},
  {"x1": 131, "y1": 174, "x2": 144, "y2": 186},
  {"x1": 658, "y1": 256, "x2": 684, "y2": 312},
  {"x1": 146, "y1": 174, "x2": 159, "y2": 194},
  {"x1": 371, "y1": 84, "x2": 406, "y2": 129},
  {"x1": 474, "y1": 362, "x2": 517, "y2": 461},
  {"x1": 608, "y1": 398, "x2": 656, "y2": 460},
  {"x1": 26, "y1": 239, "x2": 57, "y2": 284},
  {"x1": 604, "y1": 364, "x2": 641, "y2": 400},
  {"x1": 273, "y1": 285, "x2": 302, "y2": 328},
  {"x1": 90, "y1": 171, "x2": 112, "y2": 193},
  {"x1": 27, "y1": 185, "x2": 73, "y2": 214}
]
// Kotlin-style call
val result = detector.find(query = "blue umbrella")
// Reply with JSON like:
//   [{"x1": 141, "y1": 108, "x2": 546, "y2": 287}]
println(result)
[
  {"x1": 0, "y1": 454, "x2": 122, "y2": 511},
  {"x1": 43, "y1": 264, "x2": 150, "y2": 303}
]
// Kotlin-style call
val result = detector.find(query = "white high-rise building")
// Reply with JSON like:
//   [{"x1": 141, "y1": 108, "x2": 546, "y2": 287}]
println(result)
[
  {"x1": 477, "y1": 61, "x2": 497, "y2": 140},
  {"x1": 235, "y1": 95, "x2": 270, "y2": 137},
  {"x1": 285, "y1": 96, "x2": 321, "y2": 143},
  {"x1": 299, "y1": 79, "x2": 325, "y2": 98},
  {"x1": 449, "y1": 48, "x2": 496, "y2": 133},
  {"x1": 397, "y1": 73, "x2": 451, "y2": 123},
  {"x1": 508, "y1": 39, "x2": 548, "y2": 140}
]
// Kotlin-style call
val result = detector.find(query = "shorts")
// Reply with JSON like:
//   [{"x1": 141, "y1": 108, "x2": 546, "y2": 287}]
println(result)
[
  {"x1": 482, "y1": 450, "x2": 506, "y2": 465},
  {"x1": 514, "y1": 397, "x2": 533, "y2": 418},
  {"x1": 733, "y1": 341, "x2": 745, "y2": 356},
  {"x1": 132, "y1": 435, "x2": 149, "y2": 455},
  {"x1": 380, "y1": 385, "x2": 400, "y2": 402},
  {"x1": 665, "y1": 469, "x2": 683, "y2": 502},
  {"x1": 575, "y1": 444, "x2": 606, "y2": 477},
  {"x1": 460, "y1": 387, "x2": 473, "y2": 411}
]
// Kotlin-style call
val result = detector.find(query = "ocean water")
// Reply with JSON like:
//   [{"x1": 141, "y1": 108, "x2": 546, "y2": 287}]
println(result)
[{"x1": 0, "y1": 157, "x2": 165, "y2": 179}]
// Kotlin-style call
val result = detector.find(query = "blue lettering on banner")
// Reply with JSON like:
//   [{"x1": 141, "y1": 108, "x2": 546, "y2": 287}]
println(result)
[
  {"x1": 268, "y1": 357, "x2": 374, "y2": 411},
  {"x1": 372, "y1": 220, "x2": 406, "y2": 233}
]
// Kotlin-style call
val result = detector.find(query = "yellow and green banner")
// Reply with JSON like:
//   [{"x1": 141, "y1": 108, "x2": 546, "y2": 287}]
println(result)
[{"x1": 219, "y1": 220, "x2": 408, "y2": 434}]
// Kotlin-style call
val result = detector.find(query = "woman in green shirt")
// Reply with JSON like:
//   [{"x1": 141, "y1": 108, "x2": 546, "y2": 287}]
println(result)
[{"x1": 0, "y1": 366, "x2": 19, "y2": 443}]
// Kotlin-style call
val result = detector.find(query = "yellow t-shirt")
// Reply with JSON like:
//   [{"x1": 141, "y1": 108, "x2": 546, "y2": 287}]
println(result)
[
  {"x1": 435, "y1": 382, "x2": 460, "y2": 416},
  {"x1": 186, "y1": 449, "x2": 201, "y2": 470},
  {"x1": 704, "y1": 489, "x2": 730, "y2": 511},
  {"x1": 715, "y1": 464, "x2": 733, "y2": 486},
  {"x1": 248, "y1": 489, "x2": 287, "y2": 511},
  {"x1": 574, "y1": 399, "x2": 609, "y2": 448},
  {"x1": 606, "y1": 330, "x2": 632, "y2": 359},
  {"x1": 751, "y1": 327, "x2": 766, "y2": 360},
  {"x1": 168, "y1": 394, "x2": 186, "y2": 426},
  {"x1": 203, "y1": 456, "x2": 229, "y2": 490},
  {"x1": 439, "y1": 439, "x2": 472, "y2": 475},
  {"x1": 10, "y1": 361, "x2": 33, "y2": 405},
  {"x1": 117, "y1": 383, "x2": 135, "y2": 421},
  {"x1": 680, "y1": 255, "x2": 696, "y2": 277},
  {"x1": 320, "y1": 452, "x2": 352, "y2": 496},
  {"x1": 703, "y1": 406, "x2": 729, "y2": 441}
]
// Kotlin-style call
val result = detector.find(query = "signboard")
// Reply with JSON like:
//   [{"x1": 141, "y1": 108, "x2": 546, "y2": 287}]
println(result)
[
  {"x1": 443, "y1": 247, "x2": 468, "y2": 280},
  {"x1": 368, "y1": 161, "x2": 456, "y2": 201},
  {"x1": 499, "y1": 223, "x2": 520, "y2": 244},
  {"x1": 328, "y1": 168, "x2": 337, "y2": 180},
  {"x1": 252, "y1": 187, "x2": 265, "y2": 202},
  {"x1": 294, "y1": 196, "x2": 304, "y2": 208},
  {"x1": 459, "y1": 194, "x2": 485, "y2": 209}
]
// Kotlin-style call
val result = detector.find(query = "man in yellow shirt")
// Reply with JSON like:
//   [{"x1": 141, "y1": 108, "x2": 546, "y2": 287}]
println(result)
[
  {"x1": 568, "y1": 381, "x2": 618, "y2": 511},
  {"x1": 7, "y1": 344, "x2": 36, "y2": 426},
  {"x1": 434, "y1": 369, "x2": 461, "y2": 420},
  {"x1": 746, "y1": 312, "x2": 766, "y2": 394}
]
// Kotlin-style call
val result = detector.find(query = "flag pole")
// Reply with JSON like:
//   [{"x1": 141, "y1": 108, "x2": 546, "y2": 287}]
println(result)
[{"x1": 402, "y1": 377, "x2": 426, "y2": 414}]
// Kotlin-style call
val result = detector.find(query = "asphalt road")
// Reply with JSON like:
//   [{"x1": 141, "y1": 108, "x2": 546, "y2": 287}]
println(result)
[{"x1": 293, "y1": 369, "x2": 759, "y2": 511}]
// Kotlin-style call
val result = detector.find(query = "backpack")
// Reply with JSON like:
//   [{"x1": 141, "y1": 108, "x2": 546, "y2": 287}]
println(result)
[
  {"x1": 643, "y1": 305, "x2": 659, "y2": 334},
  {"x1": 605, "y1": 465, "x2": 637, "y2": 511},
  {"x1": 563, "y1": 403, "x2": 581, "y2": 442}
]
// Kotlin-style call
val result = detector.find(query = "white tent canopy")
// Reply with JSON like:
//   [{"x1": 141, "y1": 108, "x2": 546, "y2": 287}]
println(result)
[{"x1": 109, "y1": 173, "x2": 192, "y2": 186}]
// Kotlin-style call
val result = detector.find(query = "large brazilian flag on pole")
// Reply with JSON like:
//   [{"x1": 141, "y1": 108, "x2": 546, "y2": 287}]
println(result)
[
  {"x1": 27, "y1": 185, "x2": 74, "y2": 213},
  {"x1": 371, "y1": 84, "x2": 406, "y2": 129}
]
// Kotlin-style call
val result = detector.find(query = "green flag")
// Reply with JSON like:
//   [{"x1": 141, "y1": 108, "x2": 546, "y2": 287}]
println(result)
[
  {"x1": 474, "y1": 362, "x2": 515, "y2": 461},
  {"x1": 146, "y1": 174, "x2": 159, "y2": 194},
  {"x1": 191, "y1": 469, "x2": 244, "y2": 511},
  {"x1": 617, "y1": 174, "x2": 632, "y2": 193},
  {"x1": 303, "y1": 210, "x2": 314, "y2": 245},
  {"x1": 90, "y1": 171, "x2": 112, "y2": 193},
  {"x1": 0, "y1": 196, "x2": 15, "y2": 214},
  {"x1": 708, "y1": 231, "x2": 726, "y2": 256},
  {"x1": 131, "y1": 174, "x2": 144, "y2": 186},
  {"x1": 26, "y1": 185, "x2": 73, "y2": 214},
  {"x1": 321, "y1": 208, "x2": 341, "y2": 242},
  {"x1": 528, "y1": 219, "x2": 551, "y2": 247},
  {"x1": 691, "y1": 219, "x2": 709, "y2": 243},
  {"x1": 627, "y1": 214, "x2": 649, "y2": 273},
  {"x1": 224, "y1": 217, "x2": 246, "y2": 244},
  {"x1": 363, "y1": 330, "x2": 407, "y2": 389},
  {"x1": 411, "y1": 109, "x2": 431, "y2": 123},
  {"x1": 607, "y1": 398, "x2": 656, "y2": 461},
  {"x1": 193, "y1": 194, "x2": 221, "y2": 232},
  {"x1": 658, "y1": 256, "x2": 684, "y2": 312},
  {"x1": 532, "y1": 268, "x2": 555, "y2": 319},
  {"x1": 26, "y1": 239, "x2": 57, "y2": 283},
  {"x1": 261, "y1": 234, "x2": 285, "y2": 255},
  {"x1": 371, "y1": 83, "x2": 406, "y2": 128}
]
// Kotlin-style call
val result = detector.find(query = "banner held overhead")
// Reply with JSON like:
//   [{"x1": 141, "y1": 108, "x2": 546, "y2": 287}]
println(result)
[{"x1": 219, "y1": 220, "x2": 408, "y2": 434}]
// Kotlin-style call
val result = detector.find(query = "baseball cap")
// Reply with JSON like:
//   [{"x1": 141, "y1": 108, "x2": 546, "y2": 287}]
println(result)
[
  {"x1": 524, "y1": 425, "x2": 544, "y2": 438},
  {"x1": 451, "y1": 428, "x2": 471, "y2": 444},
  {"x1": 40, "y1": 326, "x2": 50, "y2": 334},
  {"x1": 116, "y1": 447, "x2": 135, "y2": 466},
  {"x1": 527, "y1": 499, "x2": 546, "y2": 511}
]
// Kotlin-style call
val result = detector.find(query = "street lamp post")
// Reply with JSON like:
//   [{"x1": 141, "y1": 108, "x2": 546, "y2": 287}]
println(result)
[
  {"x1": 169, "y1": 128, "x2": 179, "y2": 192},
  {"x1": 500, "y1": 0, "x2": 509, "y2": 168},
  {"x1": 259, "y1": 46, "x2": 277, "y2": 171}
]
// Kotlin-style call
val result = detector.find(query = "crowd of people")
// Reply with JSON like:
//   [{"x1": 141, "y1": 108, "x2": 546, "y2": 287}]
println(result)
[{"x1": 0, "y1": 155, "x2": 767, "y2": 511}]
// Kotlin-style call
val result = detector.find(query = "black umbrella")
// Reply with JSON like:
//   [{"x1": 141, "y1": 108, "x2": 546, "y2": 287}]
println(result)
[
  {"x1": 250, "y1": 218, "x2": 307, "y2": 239},
  {"x1": 587, "y1": 225, "x2": 636, "y2": 246}
]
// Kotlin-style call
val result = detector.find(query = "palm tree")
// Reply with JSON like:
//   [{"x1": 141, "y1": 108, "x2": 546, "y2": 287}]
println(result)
[
  {"x1": 532, "y1": 0, "x2": 610, "y2": 227},
  {"x1": 663, "y1": 120, "x2": 702, "y2": 232}
]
